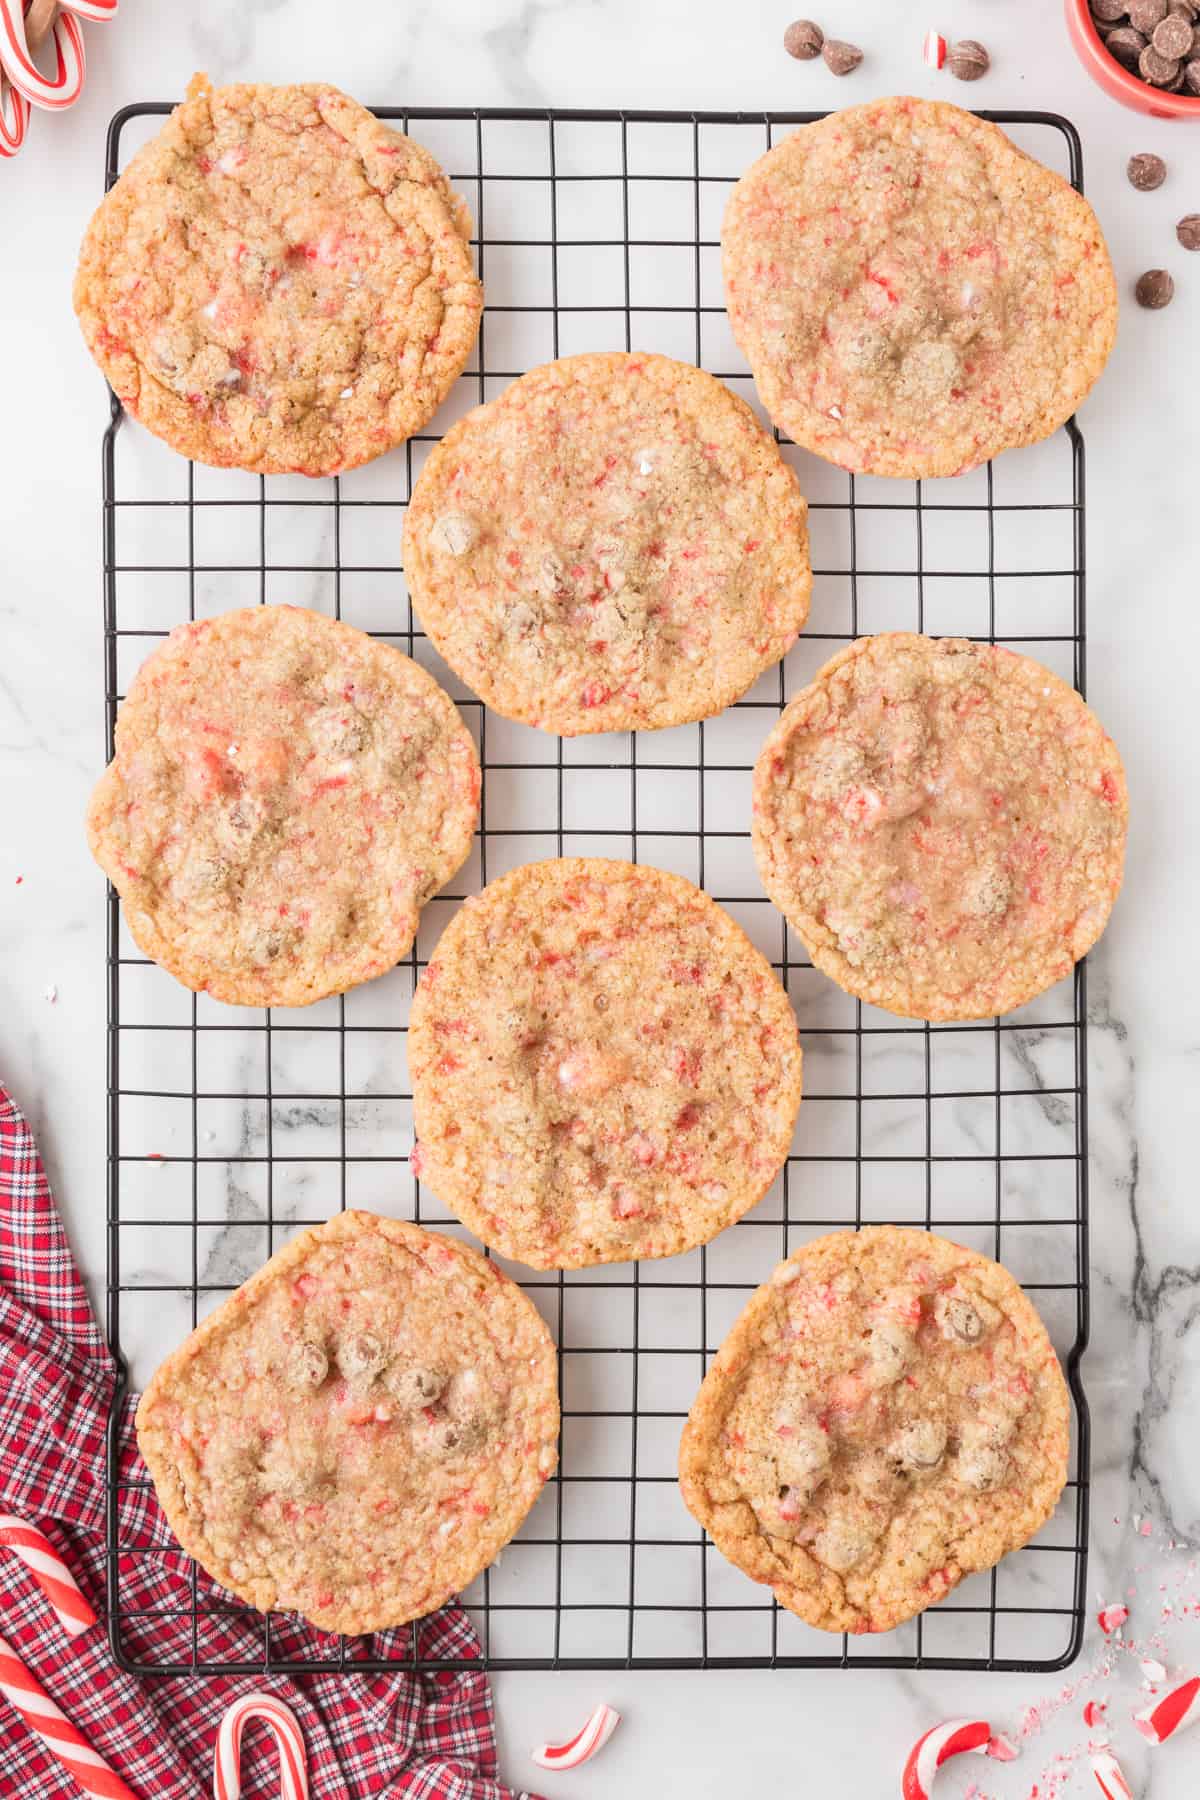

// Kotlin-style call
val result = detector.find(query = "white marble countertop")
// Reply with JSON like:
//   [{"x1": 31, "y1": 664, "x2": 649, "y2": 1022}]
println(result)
[{"x1": 3, "y1": 0, "x2": 1200, "y2": 1794}]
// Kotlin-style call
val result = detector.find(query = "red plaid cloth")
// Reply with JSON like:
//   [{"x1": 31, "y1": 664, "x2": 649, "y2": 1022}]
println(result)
[{"x1": 0, "y1": 1084, "x2": 539, "y2": 1800}]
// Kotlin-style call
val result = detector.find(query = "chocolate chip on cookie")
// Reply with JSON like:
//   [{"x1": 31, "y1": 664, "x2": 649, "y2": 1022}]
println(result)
[
  {"x1": 1128, "y1": 151, "x2": 1167, "y2": 188},
  {"x1": 784, "y1": 17, "x2": 824, "y2": 57},
  {"x1": 1136, "y1": 267, "x2": 1176, "y2": 306},
  {"x1": 1139, "y1": 40, "x2": 1182, "y2": 78},
  {"x1": 1153, "y1": 10, "x2": 1196, "y2": 52}
]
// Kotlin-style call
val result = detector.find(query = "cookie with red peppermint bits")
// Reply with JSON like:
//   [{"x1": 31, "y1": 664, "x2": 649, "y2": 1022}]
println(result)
[
  {"x1": 74, "y1": 75, "x2": 482, "y2": 475},
  {"x1": 135, "y1": 1210, "x2": 559, "y2": 1635},
  {"x1": 87, "y1": 605, "x2": 479, "y2": 1008},
  {"x1": 402, "y1": 353, "x2": 812, "y2": 735},
  {"x1": 752, "y1": 634, "x2": 1127, "y2": 1021},
  {"x1": 722, "y1": 97, "x2": 1117, "y2": 479},
  {"x1": 408, "y1": 859, "x2": 803, "y2": 1268},
  {"x1": 679, "y1": 1226, "x2": 1070, "y2": 1635}
]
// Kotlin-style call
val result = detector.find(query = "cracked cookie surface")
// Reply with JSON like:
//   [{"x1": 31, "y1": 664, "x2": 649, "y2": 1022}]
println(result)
[
  {"x1": 752, "y1": 634, "x2": 1127, "y2": 1021},
  {"x1": 135, "y1": 1210, "x2": 559, "y2": 1636},
  {"x1": 87, "y1": 605, "x2": 479, "y2": 1008},
  {"x1": 408, "y1": 858, "x2": 803, "y2": 1268},
  {"x1": 403, "y1": 353, "x2": 812, "y2": 734},
  {"x1": 679, "y1": 1226, "x2": 1070, "y2": 1634},
  {"x1": 74, "y1": 76, "x2": 482, "y2": 474},
  {"x1": 723, "y1": 97, "x2": 1117, "y2": 478}
]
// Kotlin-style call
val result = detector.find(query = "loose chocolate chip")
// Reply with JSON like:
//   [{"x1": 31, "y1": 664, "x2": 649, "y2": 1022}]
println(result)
[
  {"x1": 1093, "y1": 0, "x2": 1129, "y2": 16},
  {"x1": 1106, "y1": 23, "x2": 1148, "y2": 61},
  {"x1": 1128, "y1": 151, "x2": 1168, "y2": 188},
  {"x1": 1188, "y1": 55, "x2": 1200, "y2": 89},
  {"x1": 1140, "y1": 40, "x2": 1181, "y2": 77},
  {"x1": 1153, "y1": 11, "x2": 1195, "y2": 52},
  {"x1": 948, "y1": 37, "x2": 990, "y2": 79},
  {"x1": 1135, "y1": 267, "x2": 1175, "y2": 306},
  {"x1": 822, "y1": 37, "x2": 863, "y2": 74},
  {"x1": 783, "y1": 17, "x2": 824, "y2": 58},
  {"x1": 1130, "y1": 0, "x2": 1168, "y2": 27},
  {"x1": 1178, "y1": 212, "x2": 1200, "y2": 248}
]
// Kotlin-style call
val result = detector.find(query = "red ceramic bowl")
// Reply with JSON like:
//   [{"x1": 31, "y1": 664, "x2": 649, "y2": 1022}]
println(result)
[{"x1": 1065, "y1": 0, "x2": 1200, "y2": 115}]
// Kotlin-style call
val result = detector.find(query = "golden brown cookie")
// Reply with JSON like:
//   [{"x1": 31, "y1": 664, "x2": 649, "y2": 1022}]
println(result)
[
  {"x1": 408, "y1": 859, "x2": 803, "y2": 1268},
  {"x1": 135, "y1": 1210, "x2": 559, "y2": 1636},
  {"x1": 679, "y1": 1226, "x2": 1070, "y2": 1635},
  {"x1": 723, "y1": 98, "x2": 1118, "y2": 478},
  {"x1": 88, "y1": 606, "x2": 479, "y2": 1008},
  {"x1": 75, "y1": 76, "x2": 482, "y2": 475},
  {"x1": 752, "y1": 634, "x2": 1127, "y2": 1020},
  {"x1": 402, "y1": 353, "x2": 812, "y2": 734}
]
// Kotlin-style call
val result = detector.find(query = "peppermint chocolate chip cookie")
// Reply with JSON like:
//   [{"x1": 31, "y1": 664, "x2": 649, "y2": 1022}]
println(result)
[
  {"x1": 752, "y1": 634, "x2": 1127, "y2": 1020},
  {"x1": 408, "y1": 859, "x2": 803, "y2": 1268},
  {"x1": 75, "y1": 76, "x2": 482, "y2": 475},
  {"x1": 88, "y1": 606, "x2": 479, "y2": 1008},
  {"x1": 136, "y1": 1211, "x2": 559, "y2": 1635},
  {"x1": 679, "y1": 1226, "x2": 1070, "y2": 1635},
  {"x1": 723, "y1": 98, "x2": 1117, "y2": 478},
  {"x1": 402, "y1": 353, "x2": 812, "y2": 734}
]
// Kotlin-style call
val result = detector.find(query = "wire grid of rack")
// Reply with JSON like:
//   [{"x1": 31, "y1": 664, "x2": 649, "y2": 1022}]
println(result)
[{"x1": 102, "y1": 103, "x2": 1091, "y2": 1676}]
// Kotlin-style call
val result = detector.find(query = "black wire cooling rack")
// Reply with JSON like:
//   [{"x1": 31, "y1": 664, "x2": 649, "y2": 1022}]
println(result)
[{"x1": 101, "y1": 103, "x2": 1091, "y2": 1676}]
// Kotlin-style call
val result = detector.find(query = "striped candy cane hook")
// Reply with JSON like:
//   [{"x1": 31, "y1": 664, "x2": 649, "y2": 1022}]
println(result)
[
  {"x1": 0, "y1": 1515, "x2": 96, "y2": 1638},
  {"x1": 0, "y1": 1631, "x2": 140, "y2": 1799},
  {"x1": 0, "y1": 60, "x2": 28, "y2": 154},
  {"x1": 0, "y1": 0, "x2": 86, "y2": 110},
  {"x1": 215, "y1": 1694, "x2": 309, "y2": 1800}
]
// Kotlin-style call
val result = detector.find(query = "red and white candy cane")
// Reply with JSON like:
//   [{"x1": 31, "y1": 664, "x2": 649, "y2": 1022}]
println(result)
[
  {"x1": 532, "y1": 1702, "x2": 621, "y2": 1772},
  {"x1": 0, "y1": 0, "x2": 86, "y2": 110},
  {"x1": 901, "y1": 1718, "x2": 1017, "y2": 1798},
  {"x1": 0, "y1": 1630, "x2": 140, "y2": 1799},
  {"x1": 923, "y1": 30, "x2": 947, "y2": 69},
  {"x1": 0, "y1": 1515, "x2": 96, "y2": 1638},
  {"x1": 214, "y1": 1694, "x2": 308, "y2": 1800},
  {"x1": 1091, "y1": 1749, "x2": 1134, "y2": 1799},
  {"x1": 1135, "y1": 1672, "x2": 1200, "y2": 1746}
]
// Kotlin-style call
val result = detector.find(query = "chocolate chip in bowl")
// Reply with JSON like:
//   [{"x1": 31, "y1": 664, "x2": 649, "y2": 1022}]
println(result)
[{"x1": 1073, "y1": 0, "x2": 1200, "y2": 110}]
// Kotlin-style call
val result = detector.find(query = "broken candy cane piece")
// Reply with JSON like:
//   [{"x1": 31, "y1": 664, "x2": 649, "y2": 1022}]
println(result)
[
  {"x1": 901, "y1": 1719, "x2": 1007, "y2": 1798},
  {"x1": 532, "y1": 1703, "x2": 620, "y2": 1772},
  {"x1": 1097, "y1": 1602, "x2": 1129, "y2": 1635},
  {"x1": 923, "y1": 30, "x2": 947, "y2": 68},
  {"x1": 1135, "y1": 1673, "x2": 1200, "y2": 1745},
  {"x1": 1141, "y1": 1657, "x2": 1168, "y2": 1684},
  {"x1": 1091, "y1": 1750, "x2": 1133, "y2": 1799},
  {"x1": 1083, "y1": 1699, "x2": 1107, "y2": 1728}
]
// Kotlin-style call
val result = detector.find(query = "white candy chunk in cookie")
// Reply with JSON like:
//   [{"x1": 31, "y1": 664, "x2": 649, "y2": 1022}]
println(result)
[
  {"x1": 134, "y1": 1212, "x2": 559, "y2": 1636},
  {"x1": 679, "y1": 1227, "x2": 1070, "y2": 1635},
  {"x1": 892, "y1": 1418, "x2": 947, "y2": 1472},
  {"x1": 286, "y1": 1339, "x2": 329, "y2": 1390},
  {"x1": 335, "y1": 1330, "x2": 389, "y2": 1385}
]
